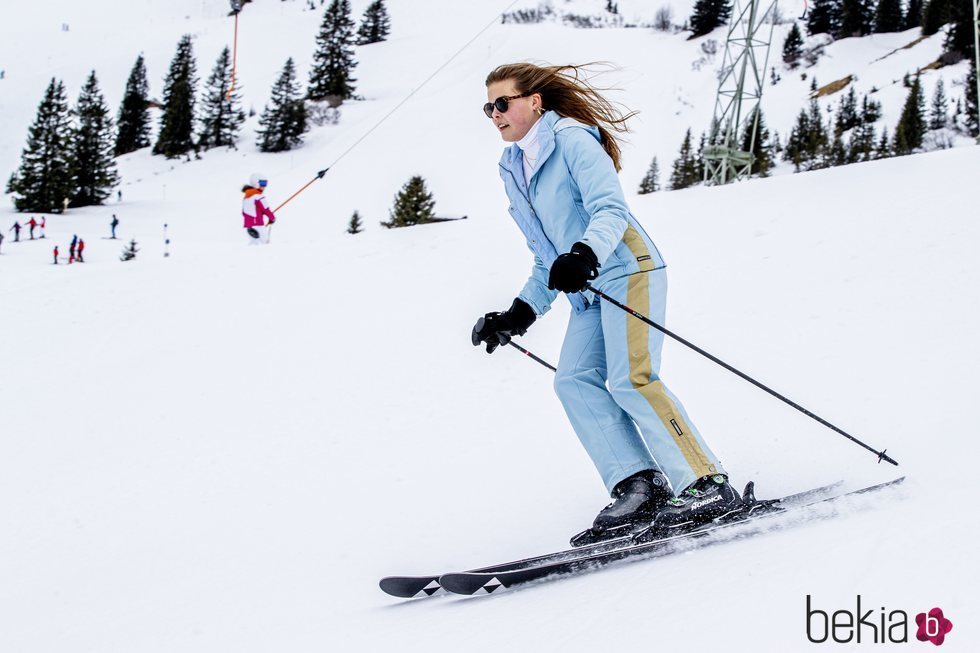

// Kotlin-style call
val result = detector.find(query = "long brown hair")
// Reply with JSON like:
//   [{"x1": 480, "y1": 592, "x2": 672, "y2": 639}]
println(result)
[{"x1": 485, "y1": 62, "x2": 637, "y2": 172}]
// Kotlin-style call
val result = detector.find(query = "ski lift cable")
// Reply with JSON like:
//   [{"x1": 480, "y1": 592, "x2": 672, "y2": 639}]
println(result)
[{"x1": 273, "y1": 0, "x2": 522, "y2": 213}]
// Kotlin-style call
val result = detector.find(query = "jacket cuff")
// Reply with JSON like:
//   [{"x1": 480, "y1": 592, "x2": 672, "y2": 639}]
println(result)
[
  {"x1": 508, "y1": 297, "x2": 537, "y2": 333},
  {"x1": 571, "y1": 242, "x2": 599, "y2": 271}
]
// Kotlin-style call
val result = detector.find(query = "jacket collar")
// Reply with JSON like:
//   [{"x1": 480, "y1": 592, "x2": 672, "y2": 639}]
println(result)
[{"x1": 498, "y1": 110, "x2": 562, "y2": 182}]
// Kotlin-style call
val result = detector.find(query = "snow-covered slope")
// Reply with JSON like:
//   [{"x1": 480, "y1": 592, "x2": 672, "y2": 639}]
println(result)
[{"x1": 1, "y1": 1, "x2": 978, "y2": 651}]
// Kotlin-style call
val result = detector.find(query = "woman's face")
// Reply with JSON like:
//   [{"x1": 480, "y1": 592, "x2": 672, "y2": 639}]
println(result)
[{"x1": 487, "y1": 79, "x2": 541, "y2": 142}]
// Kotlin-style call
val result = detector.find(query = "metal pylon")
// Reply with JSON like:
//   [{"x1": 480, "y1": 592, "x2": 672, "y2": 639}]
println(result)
[
  {"x1": 703, "y1": 0, "x2": 778, "y2": 185},
  {"x1": 973, "y1": 0, "x2": 979, "y2": 142}
]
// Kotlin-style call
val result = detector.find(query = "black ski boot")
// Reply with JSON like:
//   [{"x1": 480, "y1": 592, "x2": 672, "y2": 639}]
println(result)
[
  {"x1": 652, "y1": 474, "x2": 744, "y2": 533},
  {"x1": 571, "y1": 470, "x2": 671, "y2": 546}
]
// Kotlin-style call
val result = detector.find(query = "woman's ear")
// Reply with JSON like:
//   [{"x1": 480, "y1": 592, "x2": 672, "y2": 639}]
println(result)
[{"x1": 534, "y1": 92, "x2": 545, "y2": 114}]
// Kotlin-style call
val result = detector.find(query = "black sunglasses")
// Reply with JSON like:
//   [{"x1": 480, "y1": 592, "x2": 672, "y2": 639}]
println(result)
[{"x1": 483, "y1": 92, "x2": 534, "y2": 119}]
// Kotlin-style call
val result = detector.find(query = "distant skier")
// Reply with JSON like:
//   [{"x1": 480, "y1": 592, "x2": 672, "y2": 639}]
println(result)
[
  {"x1": 53, "y1": 245, "x2": 59, "y2": 264},
  {"x1": 0, "y1": 231, "x2": 4, "y2": 254},
  {"x1": 39, "y1": 216, "x2": 46, "y2": 239},
  {"x1": 69, "y1": 234, "x2": 77, "y2": 263},
  {"x1": 9, "y1": 221, "x2": 21, "y2": 242},
  {"x1": 62, "y1": 197, "x2": 68, "y2": 213},
  {"x1": 472, "y1": 63, "x2": 740, "y2": 542},
  {"x1": 110, "y1": 214, "x2": 119, "y2": 239},
  {"x1": 241, "y1": 173, "x2": 276, "y2": 244},
  {"x1": 77, "y1": 238, "x2": 85, "y2": 263},
  {"x1": 117, "y1": 190, "x2": 122, "y2": 202},
  {"x1": 26, "y1": 216, "x2": 38, "y2": 240}
]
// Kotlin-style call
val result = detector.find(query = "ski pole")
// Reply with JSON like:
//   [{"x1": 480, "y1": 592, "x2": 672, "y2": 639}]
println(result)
[
  {"x1": 585, "y1": 283, "x2": 898, "y2": 467},
  {"x1": 473, "y1": 317, "x2": 557, "y2": 371},
  {"x1": 505, "y1": 340, "x2": 557, "y2": 372}
]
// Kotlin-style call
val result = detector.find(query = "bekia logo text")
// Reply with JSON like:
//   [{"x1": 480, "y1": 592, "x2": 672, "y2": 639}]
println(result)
[{"x1": 806, "y1": 595, "x2": 953, "y2": 645}]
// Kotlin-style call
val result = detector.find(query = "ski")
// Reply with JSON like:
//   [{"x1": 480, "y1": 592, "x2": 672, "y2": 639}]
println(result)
[
  {"x1": 379, "y1": 480, "x2": 842, "y2": 599},
  {"x1": 437, "y1": 477, "x2": 904, "y2": 597}
]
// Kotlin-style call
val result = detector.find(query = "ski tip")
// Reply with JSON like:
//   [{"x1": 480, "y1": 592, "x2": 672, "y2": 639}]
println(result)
[
  {"x1": 439, "y1": 572, "x2": 507, "y2": 596},
  {"x1": 379, "y1": 576, "x2": 443, "y2": 599}
]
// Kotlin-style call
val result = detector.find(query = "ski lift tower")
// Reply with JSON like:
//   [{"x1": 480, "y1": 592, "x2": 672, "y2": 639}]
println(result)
[
  {"x1": 703, "y1": 0, "x2": 778, "y2": 185},
  {"x1": 974, "y1": 0, "x2": 979, "y2": 142}
]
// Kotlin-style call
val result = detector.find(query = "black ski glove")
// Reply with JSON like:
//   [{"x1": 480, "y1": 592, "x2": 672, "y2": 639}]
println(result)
[
  {"x1": 548, "y1": 242, "x2": 599, "y2": 293},
  {"x1": 471, "y1": 297, "x2": 537, "y2": 354}
]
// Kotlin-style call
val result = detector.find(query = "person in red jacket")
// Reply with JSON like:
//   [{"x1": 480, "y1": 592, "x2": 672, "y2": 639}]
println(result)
[
  {"x1": 77, "y1": 238, "x2": 86, "y2": 263},
  {"x1": 53, "y1": 245, "x2": 59, "y2": 264},
  {"x1": 26, "y1": 217, "x2": 38, "y2": 240}
]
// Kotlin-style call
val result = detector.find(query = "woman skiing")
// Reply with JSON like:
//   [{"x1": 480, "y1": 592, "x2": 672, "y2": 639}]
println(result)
[
  {"x1": 472, "y1": 63, "x2": 741, "y2": 540},
  {"x1": 242, "y1": 173, "x2": 276, "y2": 244}
]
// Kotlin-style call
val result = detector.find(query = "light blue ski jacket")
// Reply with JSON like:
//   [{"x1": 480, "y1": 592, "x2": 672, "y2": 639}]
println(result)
[{"x1": 498, "y1": 110, "x2": 665, "y2": 316}]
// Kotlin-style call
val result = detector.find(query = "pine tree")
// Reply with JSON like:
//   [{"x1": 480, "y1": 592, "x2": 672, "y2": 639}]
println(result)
[
  {"x1": 783, "y1": 23, "x2": 805, "y2": 66},
  {"x1": 198, "y1": 47, "x2": 245, "y2": 150},
  {"x1": 381, "y1": 176, "x2": 436, "y2": 228},
  {"x1": 823, "y1": 130, "x2": 848, "y2": 167},
  {"x1": 688, "y1": 0, "x2": 732, "y2": 38},
  {"x1": 847, "y1": 120, "x2": 877, "y2": 162},
  {"x1": 834, "y1": 86, "x2": 860, "y2": 134},
  {"x1": 356, "y1": 0, "x2": 391, "y2": 45},
  {"x1": 929, "y1": 78, "x2": 948, "y2": 129},
  {"x1": 771, "y1": 129, "x2": 783, "y2": 156},
  {"x1": 805, "y1": 99, "x2": 829, "y2": 160},
  {"x1": 696, "y1": 131, "x2": 708, "y2": 180},
  {"x1": 120, "y1": 238, "x2": 139, "y2": 261},
  {"x1": 943, "y1": 0, "x2": 975, "y2": 60},
  {"x1": 873, "y1": 0, "x2": 904, "y2": 32},
  {"x1": 784, "y1": 108, "x2": 811, "y2": 171},
  {"x1": 70, "y1": 71, "x2": 119, "y2": 207},
  {"x1": 153, "y1": 35, "x2": 198, "y2": 158},
  {"x1": 861, "y1": 93, "x2": 883, "y2": 123},
  {"x1": 668, "y1": 129, "x2": 700, "y2": 189},
  {"x1": 837, "y1": 0, "x2": 874, "y2": 38},
  {"x1": 257, "y1": 58, "x2": 308, "y2": 152},
  {"x1": 920, "y1": 0, "x2": 948, "y2": 36},
  {"x1": 6, "y1": 79, "x2": 75, "y2": 212},
  {"x1": 965, "y1": 57, "x2": 978, "y2": 137},
  {"x1": 347, "y1": 210, "x2": 364, "y2": 234},
  {"x1": 637, "y1": 157, "x2": 661, "y2": 194},
  {"x1": 892, "y1": 75, "x2": 926, "y2": 154},
  {"x1": 903, "y1": 0, "x2": 923, "y2": 29},
  {"x1": 309, "y1": 0, "x2": 358, "y2": 101},
  {"x1": 806, "y1": 0, "x2": 841, "y2": 35},
  {"x1": 874, "y1": 127, "x2": 891, "y2": 159},
  {"x1": 114, "y1": 54, "x2": 151, "y2": 155},
  {"x1": 741, "y1": 108, "x2": 773, "y2": 176}
]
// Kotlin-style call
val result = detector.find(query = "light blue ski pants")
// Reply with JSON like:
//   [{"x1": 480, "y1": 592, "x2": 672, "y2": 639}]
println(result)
[{"x1": 554, "y1": 268, "x2": 726, "y2": 496}]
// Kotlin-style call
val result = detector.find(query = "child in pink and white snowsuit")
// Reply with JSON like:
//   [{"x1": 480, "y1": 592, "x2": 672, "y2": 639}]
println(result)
[{"x1": 242, "y1": 173, "x2": 276, "y2": 244}]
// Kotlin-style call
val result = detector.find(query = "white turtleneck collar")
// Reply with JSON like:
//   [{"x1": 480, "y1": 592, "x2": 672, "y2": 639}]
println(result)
[{"x1": 516, "y1": 114, "x2": 545, "y2": 186}]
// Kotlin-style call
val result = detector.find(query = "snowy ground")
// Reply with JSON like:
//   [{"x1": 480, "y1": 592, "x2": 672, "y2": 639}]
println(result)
[{"x1": 2, "y1": 1, "x2": 978, "y2": 651}]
